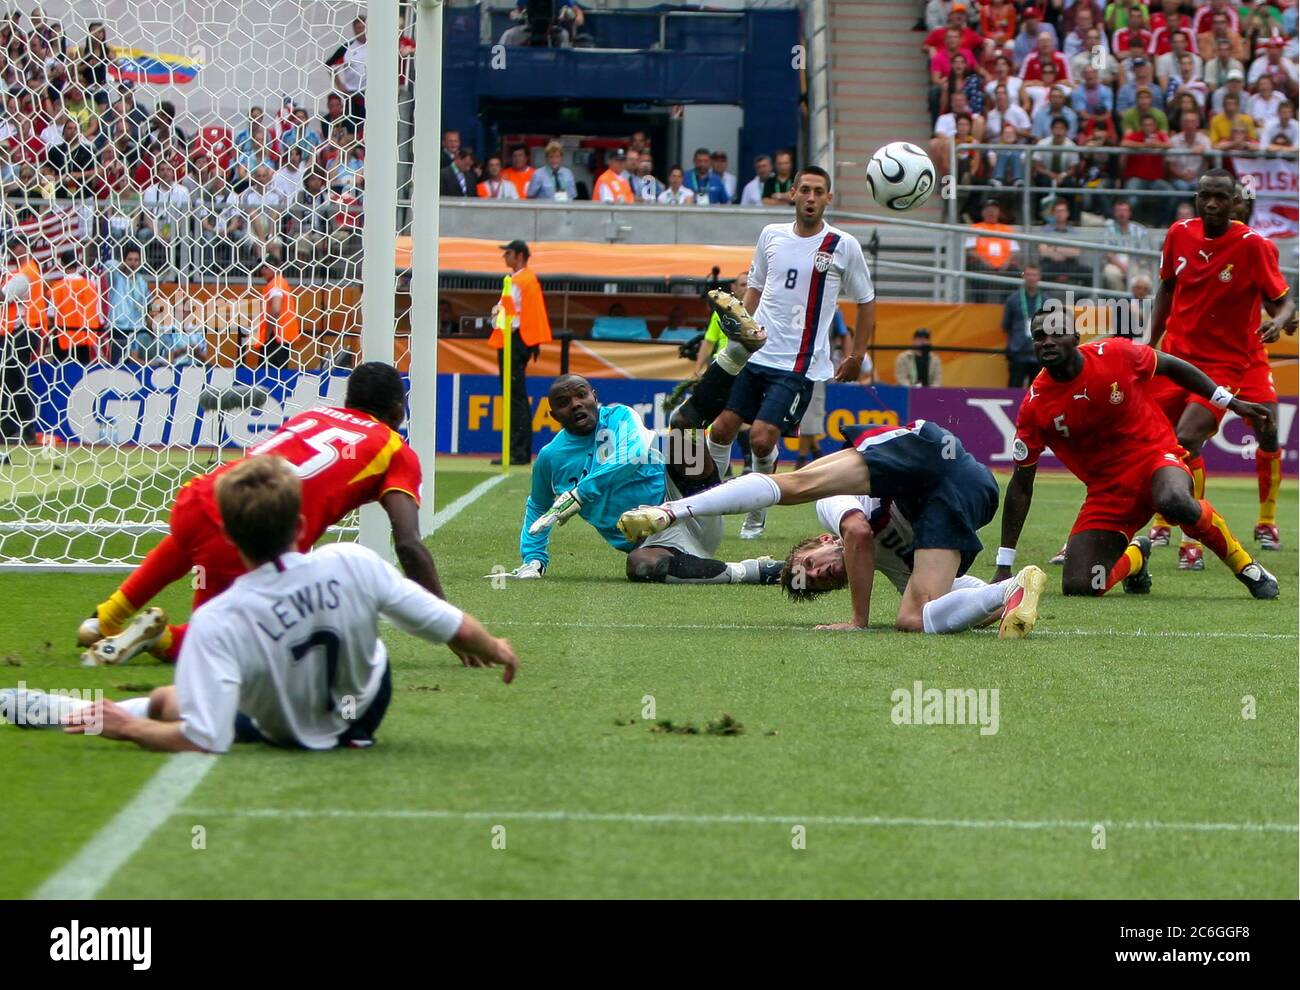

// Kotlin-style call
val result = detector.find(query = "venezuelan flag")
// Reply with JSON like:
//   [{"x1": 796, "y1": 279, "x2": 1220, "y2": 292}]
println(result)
[{"x1": 109, "y1": 47, "x2": 200, "y2": 85}]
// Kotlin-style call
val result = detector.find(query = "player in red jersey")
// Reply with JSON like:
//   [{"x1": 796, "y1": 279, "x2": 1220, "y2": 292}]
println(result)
[
  {"x1": 996, "y1": 308, "x2": 1279, "y2": 600},
  {"x1": 79, "y1": 363, "x2": 459, "y2": 665},
  {"x1": 1143, "y1": 170, "x2": 1295, "y2": 565}
]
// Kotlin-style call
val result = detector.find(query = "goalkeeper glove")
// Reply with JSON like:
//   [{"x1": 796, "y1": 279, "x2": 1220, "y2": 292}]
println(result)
[{"x1": 528, "y1": 488, "x2": 582, "y2": 535}]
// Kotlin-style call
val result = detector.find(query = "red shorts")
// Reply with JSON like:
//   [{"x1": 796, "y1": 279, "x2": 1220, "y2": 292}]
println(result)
[
  {"x1": 1147, "y1": 356, "x2": 1279, "y2": 429},
  {"x1": 1070, "y1": 447, "x2": 1192, "y2": 539},
  {"x1": 169, "y1": 483, "x2": 246, "y2": 609}
]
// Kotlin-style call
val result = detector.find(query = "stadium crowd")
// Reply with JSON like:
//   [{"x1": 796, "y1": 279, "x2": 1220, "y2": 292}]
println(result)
[{"x1": 922, "y1": 0, "x2": 1298, "y2": 232}]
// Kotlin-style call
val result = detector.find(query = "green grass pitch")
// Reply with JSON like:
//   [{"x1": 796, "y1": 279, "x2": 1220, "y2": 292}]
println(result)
[{"x1": 1, "y1": 459, "x2": 1296, "y2": 899}]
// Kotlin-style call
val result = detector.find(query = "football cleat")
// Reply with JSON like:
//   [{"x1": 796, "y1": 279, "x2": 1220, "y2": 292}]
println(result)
[
  {"x1": 81, "y1": 607, "x2": 167, "y2": 667},
  {"x1": 1177, "y1": 544, "x2": 1205, "y2": 571},
  {"x1": 1122, "y1": 536, "x2": 1152, "y2": 595},
  {"x1": 705, "y1": 289, "x2": 766, "y2": 352},
  {"x1": 1148, "y1": 524, "x2": 1171, "y2": 547},
  {"x1": 617, "y1": 505, "x2": 675, "y2": 542},
  {"x1": 76, "y1": 613, "x2": 104, "y2": 647},
  {"x1": 1048, "y1": 543, "x2": 1067, "y2": 566},
  {"x1": 739, "y1": 508, "x2": 767, "y2": 540},
  {"x1": 1236, "y1": 560, "x2": 1280, "y2": 600},
  {"x1": 998, "y1": 565, "x2": 1047, "y2": 640},
  {"x1": 1254, "y1": 523, "x2": 1281, "y2": 551}
]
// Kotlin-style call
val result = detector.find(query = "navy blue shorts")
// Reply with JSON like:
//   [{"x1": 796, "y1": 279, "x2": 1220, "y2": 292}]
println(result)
[
  {"x1": 855, "y1": 421, "x2": 999, "y2": 569},
  {"x1": 233, "y1": 661, "x2": 392, "y2": 749},
  {"x1": 725, "y1": 363, "x2": 816, "y2": 435}
]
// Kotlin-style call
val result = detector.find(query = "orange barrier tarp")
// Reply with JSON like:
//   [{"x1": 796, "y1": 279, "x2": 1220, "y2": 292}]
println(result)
[{"x1": 404, "y1": 236, "x2": 755, "y2": 278}]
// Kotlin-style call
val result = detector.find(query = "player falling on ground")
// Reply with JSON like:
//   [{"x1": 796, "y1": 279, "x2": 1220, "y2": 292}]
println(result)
[
  {"x1": 505, "y1": 374, "x2": 781, "y2": 585},
  {"x1": 619, "y1": 419, "x2": 1048, "y2": 638},
  {"x1": 5, "y1": 457, "x2": 518, "y2": 750},
  {"x1": 998, "y1": 308, "x2": 1278, "y2": 600},
  {"x1": 1143, "y1": 170, "x2": 1295, "y2": 563},
  {"x1": 79, "y1": 362, "x2": 461, "y2": 667},
  {"x1": 686, "y1": 164, "x2": 876, "y2": 540}
]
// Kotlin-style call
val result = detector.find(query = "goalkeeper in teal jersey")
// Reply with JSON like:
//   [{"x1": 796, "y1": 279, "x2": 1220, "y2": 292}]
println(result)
[{"x1": 503, "y1": 373, "x2": 781, "y2": 584}]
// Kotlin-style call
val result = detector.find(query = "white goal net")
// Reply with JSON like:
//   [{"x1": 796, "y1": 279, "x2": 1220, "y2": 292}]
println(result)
[{"x1": 0, "y1": 0, "x2": 419, "y2": 569}]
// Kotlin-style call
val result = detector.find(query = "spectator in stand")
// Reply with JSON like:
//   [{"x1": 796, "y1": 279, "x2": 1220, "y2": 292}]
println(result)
[
  {"x1": 1037, "y1": 198, "x2": 1087, "y2": 284},
  {"x1": 1071, "y1": 65, "x2": 1114, "y2": 129},
  {"x1": 143, "y1": 100, "x2": 186, "y2": 156},
  {"x1": 989, "y1": 83, "x2": 1033, "y2": 139},
  {"x1": 762, "y1": 148, "x2": 796, "y2": 205},
  {"x1": 320, "y1": 92, "x2": 357, "y2": 143},
  {"x1": 710, "y1": 151, "x2": 737, "y2": 203},
  {"x1": 1117, "y1": 57, "x2": 1166, "y2": 114},
  {"x1": 62, "y1": 82, "x2": 91, "y2": 127},
  {"x1": 966, "y1": 200, "x2": 1021, "y2": 302},
  {"x1": 105, "y1": 242, "x2": 150, "y2": 365},
  {"x1": 501, "y1": 145, "x2": 534, "y2": 199},
  {"x1": 1070, "y1": 25, "x2": 1120, "y2": 83},
  {"x1": 932, "y1": 89, "x2": 987, "y2": 174},
  {"x1": 153, "y1": 298, "x2": 210, "y2": 368},
  {"x1": 1120, "y1": 86, "x2": 1170, "y2": 133},
  {"x1": 628, "y1": 131, "x2": 650, "y2": 155},
  {"x1": 1030, "y1": 82, "x2": 1079, "y2": 138},
  {"x1": 658, "y1": 166, "x2": 696, "y2": 205},
  {"x1": 1024, "y1": 60, "x2": 1070, "y2": 116},
  {"x1": 1210, "y1": 67, "x2": 1251, "y2": 114},
  {"x1": 634, "y1": 153, "x2": 665, "y2": 203},
  {"x1": 1262, "y1": 100, "x2": 1298, "y2": 150},
  {"x1": 1013, "y1": 7, "x2": 1057, "y2": 70},
  {"x1": 1248, "y1": 37, "x2": 1298, "y2": 92},
  {"x1": 953, "y1": 112, "x2": 990, "y2": 218},
  {"x1": 930, "y1": 26, "x2": 981, "y2": 121},
  {"x1": 1198, "y1": 8, "x2": 1246, "y2": 62},
  {"x1": 1156, "y1": 27, "x2": 1202, "y2": 86},
  {"x1": 1112, "y1": 2, "x2": 1153, "y2": 63},
  {"x1": 739, "y1": 154, "x2": 772, "y2": 206},
  {"x1": 1063, "y1": 3, "x2": 1106, "y2": 59},
  {"x1": 922, "y1": 4, "x2": 986, "y2": 62},
  {"x1": 525, "y1": 141, "x2": 577, "y2": 201},
  {"x1": 1, "y1": 237, "x2": 47, "y2": 453},
  {"x1": 1191, "y1": 0, "x2": 1239, "y2": 37},
  {"x1": 1203, "y1": 33, "x2": 1246, "y2": 88},
  {"x1": 895, "y1": 328, "x2": 943, "y2": 387},
  {"x1": 943, "y1": 51, "x2": 986, "y2": 116},
  {"x1": 78, "y1": 21, "x2": 111, "y2": 92},
  {"x1": 1167, "y1": 107, "x2": 1212, "y2": 195},
  {"x1": 981, "y1": 0, "x2": 1019, "y2": 62},
  {"x1": 1031, "y1": 115, "x2": 1079, "y2": 217},
  {"x1": 682, "y1": 147, "x2": 728, "y2": 205},
  {"x1": 1210, "y1": 90, "x2": 1260, "y2": 146},
  {"x1": 1221, "y1": 116, "x2": 1262, "y2": 151},
  {"x1": 50, "y1": 246, "x2": 103, "y2": 364},
  {"x1": 924, "y1": 0, "x2": 962, "y2": 31},
  {"x1": 1021, "y1": 29, "x2": 1074, "y2": 81},
  {"x1": 1121, "y1": 112, "x2": 1173, "y2": 224},
  {"x1": 1146, "y1": 0, "x2": 1193, "y2": 56},
  {"x1": 985, "y1": 54, "x2": 1025, "y2": 105},
  {"x1": 1001, "y1": 261, "x2": 1046, "y2": 387},
  {"x1": 594, "y1": 147, "x2": 635, "y2": 203},
  {"x1": 440, "y1": 129, "x2": 460, "y2": 169},
  {"x1": 230, "y1": 164, "x2": 290, "y2": 262},
  {"x1": 988, "y1": 121, "x2": 1028, "y2": 193},
  {"x1": 45, "y1": 116, "x2": 94, "y2": 195},
  {"x1": 290, "y1": 169, "x2": 345, "y2": 264},
  {"x1": 624, "y1": 148, "x2": 641, "y2": 179},
  {"x1": 333, "y1": 15, "x2": 368, "y2": 104},
  {"x1": 440, "y1": 147, "x2": 479, "y2": 198},
  {"x1": 139, "y1": 161, "x2": 192, "y2": 247},
  {"x1": 477, "y1": 155, "x2": 520, "y2": 199},
  {"x1": 1247, "y1": 71, "x2": 1286, "y2": 129},
  {"x1": 1165, "y1": 51, "x2": 1209, "y2": 108},
  {"x1": 1241, "y1": 0, "x2": 1284, "y2": 57},
  {"x1": 1101, "y1": 198, "x2": 1149, "y2": 291},
  {"x1": 254, "y1": 254, "x2": 300, "y2": 371},
  {"x1": 272, "y1": 144, "x2": 308, "y2": 203}
]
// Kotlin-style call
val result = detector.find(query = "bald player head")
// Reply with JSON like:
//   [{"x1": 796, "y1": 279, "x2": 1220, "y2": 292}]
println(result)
[{"x1": 549, "y1": 374, "x2": 599, "y2": 435}]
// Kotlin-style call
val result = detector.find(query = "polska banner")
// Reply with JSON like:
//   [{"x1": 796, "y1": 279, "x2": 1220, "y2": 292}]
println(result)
[{"x1": 1232, "y1": 155, "x2": 1299, "y2": 239}]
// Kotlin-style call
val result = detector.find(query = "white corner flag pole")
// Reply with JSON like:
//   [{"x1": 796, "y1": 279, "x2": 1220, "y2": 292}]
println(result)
[{"x1": 410, "y1": 0, "x2": 443, "y2": 532}]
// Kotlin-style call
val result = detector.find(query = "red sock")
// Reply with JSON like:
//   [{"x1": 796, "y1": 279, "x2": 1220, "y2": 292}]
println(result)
[
  {"x1": 121, "y1": 535, "x2": 192, "y2": 609},
  {"x1": 1256, "y1": 448, "x2": 1282, "y2": 525},
  {"x1": 161, "y1": 623, "x2": 185, "y2": 663},
  {"x1": 1183, "y1": 500, "x2": 1251, "y2": 573},
  {"x1": 1187, "y1": 454, "x2": 1206, "y2": 500},
  {"x1": 1103, "y1": 542, "x2": 1144, "y2": 593}
]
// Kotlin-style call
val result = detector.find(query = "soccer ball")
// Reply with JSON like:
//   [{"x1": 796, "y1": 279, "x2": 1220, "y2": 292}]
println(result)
[{"x1": 867, "y1": 142, "x2": 936, "y2": 211}]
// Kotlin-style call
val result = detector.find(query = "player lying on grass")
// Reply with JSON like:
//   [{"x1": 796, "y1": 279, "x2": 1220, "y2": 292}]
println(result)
[
  {"x1": 618, "y1": 419, "x2": 1047, "y2": 638},
  {"x1": 507, "y1": 373, "x2": 782, "y2": 584},
  {"x1": 1144, "y1": 170, "x2": 1295, "y2": 562},
  {"x1": 78, "y1": 362, "x2": 468, "y2": 667},
  {"x1": 3, "y1": 456, "x2": 517, "y2": 751},
  {"x1": 782, "y1": 491, "x2": 1042, "y2": 635},
  {"x1": 997, "y1": 308, "x2": 1279, "y2": 600}
]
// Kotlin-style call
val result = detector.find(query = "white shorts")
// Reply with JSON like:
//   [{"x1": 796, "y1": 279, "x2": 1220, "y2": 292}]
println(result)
[
  {"x1": 641, "y1": 475, "x2": 723, "y2": 559},
  {"x1": 799, "y1": 380, "x2": 827, "y2": 434}
]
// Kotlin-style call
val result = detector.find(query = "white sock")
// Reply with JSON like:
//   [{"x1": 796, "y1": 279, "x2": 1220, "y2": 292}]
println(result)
[
  {"x1": 921, "y1": 580, "x2": 1010, "y2": 634},
  {"x1": 752, "y1": 447, "x2": 778, "y2": 475},
  {"x1": 715, "y1": 340, "x2": 752, "y2": 376},
  {"x1": 118, "y1": 696, "x2": 152, "y2": 718},
  {"x1": 950, "y1": 574, "x2": 988, "y2": 591},
  {"x1": 706, "y1": 435, "x2": 733, "y2": 478},
  {"x1": 665, "y1": 472, "x2": 781, "y2": 519},
  {"x1": 726, "y1": 559, "x2": 763, "y2": 584}
]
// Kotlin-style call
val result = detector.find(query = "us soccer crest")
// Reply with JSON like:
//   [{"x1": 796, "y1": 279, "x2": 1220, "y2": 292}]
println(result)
[
  {"x1": 1109, "y1": 381, "x2": 1124, "y2": 404},
  {"x1": 813, "y1": 251, "x2": 833, "y2": 273},
  {"x1": 1218, "y1": 264, "x2": 1234, "y2": 283}
]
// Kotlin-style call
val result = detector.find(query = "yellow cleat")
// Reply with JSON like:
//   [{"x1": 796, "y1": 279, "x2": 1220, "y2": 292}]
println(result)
[
  {"x1": 81, "y1": 607, "x2": 168, "y2": 667},
  {"x1": 706, "y1": 289, "x2": 766, "y2": 352},
  {"x1": 998, "y1": 565, "x2": 1046, "y2": 640}
]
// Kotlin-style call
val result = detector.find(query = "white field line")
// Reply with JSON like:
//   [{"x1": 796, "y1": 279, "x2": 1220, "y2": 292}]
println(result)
[
  {"x1": 30, "y1": 473, "x2": 509, "y2": 901},
  {"x1": 487, "y1": 620, "x2": 1296, "y2": 641},
  {"x1": 178, "y1": 807, "x2": 1298, "y2": 835}
]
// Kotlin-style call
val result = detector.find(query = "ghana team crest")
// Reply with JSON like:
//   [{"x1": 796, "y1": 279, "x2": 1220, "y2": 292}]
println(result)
[
  {"x1": 1109, "y1": 381, "x2": 1123, "y2": 404},
  {"x1": 1218, "y1": 264, "x2": 1234, "y2": 283},
  {"x1": 813, "y1": 251, "x2": 833, "y2": 273}
]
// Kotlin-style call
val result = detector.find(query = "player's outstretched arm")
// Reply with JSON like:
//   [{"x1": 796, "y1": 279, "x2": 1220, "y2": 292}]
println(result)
[
  {"x1": 64, "y1": 699, "x2": 207, "y2": 753},
  {"x1": 381, "y1": 490, "x2": 448, "y2": 600},
  {"x1": 1154, "y1": 352, "x2": 1275, "y2": 433},
  {"x1": 994, "y1": 464, "x2": 1037, "y2": 583},
  {"x1": 1146, "y1": 276, "x2": 1178, "y2": 349},
  {"x1": 821, "y1": 511, "x2": 877, "y2": 631},
  {"x1": 449, "y1": 615, "x2": 519, "y2": 684}
]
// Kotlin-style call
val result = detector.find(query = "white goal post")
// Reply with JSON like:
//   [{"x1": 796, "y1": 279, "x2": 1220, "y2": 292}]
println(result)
[{"x1": 0, "y1": 0, "x2": 440, "y2": 571}]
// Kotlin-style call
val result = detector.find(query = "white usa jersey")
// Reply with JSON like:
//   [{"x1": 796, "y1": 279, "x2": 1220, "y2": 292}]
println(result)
[
  {"x1": 176, "y1": 543, "x2": 463, "y2": 753},
  {"x1": 748, "y1": 221, "x2": 874, "y2": 381},
  {"x1": 815, "y1": 494, "x2": 915, "y2": 593}
]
